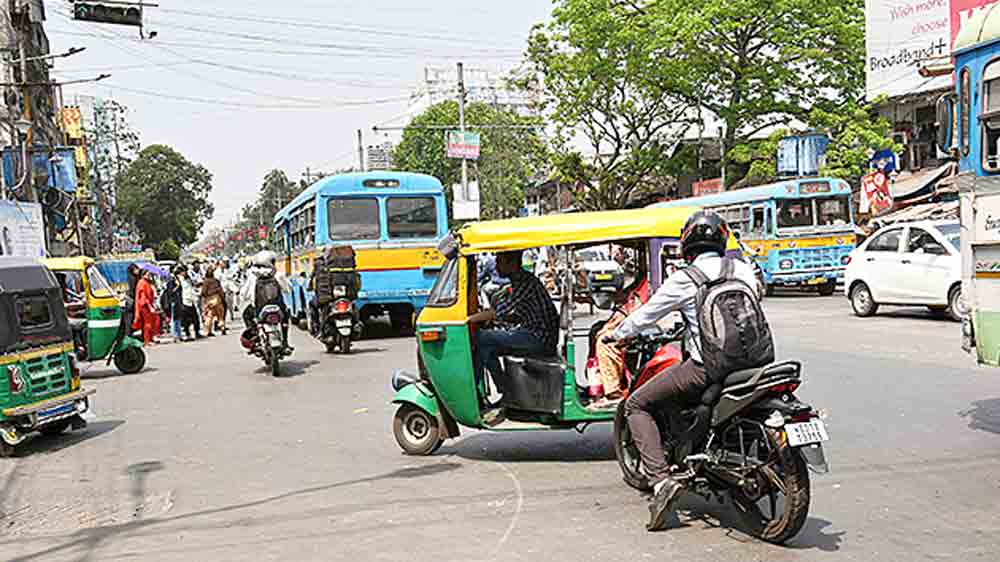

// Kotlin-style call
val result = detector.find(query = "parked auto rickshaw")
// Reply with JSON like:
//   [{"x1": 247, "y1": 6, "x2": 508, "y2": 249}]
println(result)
[
  {"x1": 0, "y1": 258, "x2": 96, "y2": 456},
  {"x1": 389, "y1": 206, "x2": 714, "y2": 455},
  {"x1": 42, "y1": 257, "x2": 146, "y2": 374}
]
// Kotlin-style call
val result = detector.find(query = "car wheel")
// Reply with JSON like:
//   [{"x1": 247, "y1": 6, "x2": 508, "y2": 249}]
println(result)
[
  {"x1": 947, "y1": 286, "x2": 968, "y2": 322},
  {"x1": 850, "y1": 283, "x2": 878, "y2": 317}
]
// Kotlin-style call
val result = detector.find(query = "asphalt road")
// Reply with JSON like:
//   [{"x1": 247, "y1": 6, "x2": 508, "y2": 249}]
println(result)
[{"x1": 1, "y1": 295, "x2": 999, "y2": 561}]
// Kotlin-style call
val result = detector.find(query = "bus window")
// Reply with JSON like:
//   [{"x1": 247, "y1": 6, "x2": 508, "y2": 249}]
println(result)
[
  {"x1": 982, "y1": 59, "x2": 1000, "y2": 172},
  {"x1": 815, "y1": 196, "x2": 850, "y2": 226},
  {"x1": 328, "y1": 198, "x2": 380, "y2": 241},
  {"x1": 777, "y1": 200, "x2": 814, "y2": 228},
  {"x1": 751, "y1": 207, "x2": 765, "y2": 236},
  {"x1": 387, "y1": 197, "x2": 438, "y2": 239}
]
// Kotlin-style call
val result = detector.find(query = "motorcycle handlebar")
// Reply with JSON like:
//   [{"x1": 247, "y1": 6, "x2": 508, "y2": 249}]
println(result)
[{"x1": 602, "y1": 323, "x2": 685, "y2": 347}]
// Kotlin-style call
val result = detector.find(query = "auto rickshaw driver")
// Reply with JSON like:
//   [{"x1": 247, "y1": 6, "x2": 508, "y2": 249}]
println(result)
[{"x1": 468, "y1": 250, "x2": 560, "y2": 425}]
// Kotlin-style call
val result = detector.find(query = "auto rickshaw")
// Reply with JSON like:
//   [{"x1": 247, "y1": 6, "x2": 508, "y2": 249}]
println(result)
[
  {"x1": 0, "y1": 258, "x2": 96, "y2": 456},
  {"x1": 42, "y1": 257, "x2": 146, "y2": 374},
  {"x1": 389, "y1": 206, "x2": 712, "y2": 455}
]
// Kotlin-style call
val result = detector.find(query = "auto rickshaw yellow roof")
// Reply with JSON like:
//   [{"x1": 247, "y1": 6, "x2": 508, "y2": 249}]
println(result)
[
  {"x1": 456, "y1": 206, "x2": 702, "y2": 254},
  {"x1": 954, "y1": 3, "x2": 1000, "y2": 54},
  {"x1": 40, "y1": 256, "x2": 94, "y2": 270}
]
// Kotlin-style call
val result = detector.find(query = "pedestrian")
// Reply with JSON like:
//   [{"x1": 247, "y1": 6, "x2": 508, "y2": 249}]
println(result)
[
  {"x1": 180, "y1": 268, "x2": 202, "y2": 340},
  {"x1": 200, "y1": 269, "x2": 227, "y2": 336},
  {"x1": 163, "y1": 266, "x2": 185, "y2": 341},
  {"x1": 132, "y1": 271, "x2": 161, "y2": 346}
]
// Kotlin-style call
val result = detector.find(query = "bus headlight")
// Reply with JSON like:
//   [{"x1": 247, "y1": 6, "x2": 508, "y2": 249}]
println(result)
[{"x1": 779, "y1": 259, "x2": 793, "y2": 270}]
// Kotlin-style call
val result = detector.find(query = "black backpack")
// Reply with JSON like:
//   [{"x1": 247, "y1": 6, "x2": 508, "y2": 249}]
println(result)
[
  {"x1": 254, "y1": 272, "x2": 283, "y2": 311},
  {"x1": 684, "y1": 258, "x2": 774, "y2": 383}
]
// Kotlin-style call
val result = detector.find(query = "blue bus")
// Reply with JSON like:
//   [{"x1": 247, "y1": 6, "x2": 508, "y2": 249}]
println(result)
[
  {"x1": 653, "y1": 177, "x2": 856, "y2": 294},
  {"x1": 273, "y1": 171, "x2": 448, "y2": 334}
]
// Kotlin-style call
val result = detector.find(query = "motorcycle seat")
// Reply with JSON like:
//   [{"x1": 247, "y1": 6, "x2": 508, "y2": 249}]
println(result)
[{"x1": 722, "y1": 361, "x2": 801, "y2": 389}]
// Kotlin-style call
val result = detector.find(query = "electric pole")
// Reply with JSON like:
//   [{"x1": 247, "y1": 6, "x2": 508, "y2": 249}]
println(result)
[
  {"x1": 457, "y1": 61, "x2": 468, "y2": 200},
  {"x1": 356, "y1": 129, "x2": 365, "y2": 172}
]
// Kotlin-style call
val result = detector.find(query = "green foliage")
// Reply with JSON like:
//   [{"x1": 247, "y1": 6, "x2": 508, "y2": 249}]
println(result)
[
  {"x1": 156, "y1": 239, "x2": 181, "y2": 261},
  {"x1": 810, "y1": 102, "x2": 900, "y2": 186},
  {"x1": 527, "y1": 0, "x2": 696, "y2": 209},
  {"x1": 392, "y1": 101, "x2": 547, "y2": 220},
  {"x1": 531, "y1": 0, "x2": 865, "y2": 193},
  {"x1": 116, "y1": 145, "x2": 214, "y2": 248}
]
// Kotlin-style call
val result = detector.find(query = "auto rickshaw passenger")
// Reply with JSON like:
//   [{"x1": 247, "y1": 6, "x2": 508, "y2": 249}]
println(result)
[{"x1": 469, "y1": 251, "x2": 559, "y2": 418}]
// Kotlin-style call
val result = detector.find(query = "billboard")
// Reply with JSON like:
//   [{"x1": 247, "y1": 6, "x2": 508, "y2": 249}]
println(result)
[
  {"x1": 866, "y1": 0, "x2": 1000, "y2": 100},
  {"x1": 692, "y1": 178, "x2": 723, "y2": 196},
  {"x1": 0, "y1": 201, "x2": 46, "y2": 258},
  {"x1": 446, "y1": 131, "x2": 481, "y2": 159},
  {"x1": 2, "y1": 148, "x2": 79, "y2": 194}
]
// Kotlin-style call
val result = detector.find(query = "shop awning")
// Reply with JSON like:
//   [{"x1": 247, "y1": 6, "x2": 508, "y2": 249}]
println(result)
[{"x1": 890, "y1": 163, "x2": 955, "y2": 201}]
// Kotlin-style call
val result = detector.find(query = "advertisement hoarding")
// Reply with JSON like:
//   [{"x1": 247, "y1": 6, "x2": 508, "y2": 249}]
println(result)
[
  {"x1": 0, "y1": 201, "x2": 46, "y2": 258},
  {"x1": 446, "y1": 131, "x2": 481, "y2": 159},
  {"x1": 866, "y1": 0, "x2": 1000, "y2": 100}
]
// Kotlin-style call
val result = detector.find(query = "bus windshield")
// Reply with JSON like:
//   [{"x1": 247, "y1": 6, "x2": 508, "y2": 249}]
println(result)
[
  {"x1": 387, "y1": 197, "x2": 438, "y2": 239},
  {"x1": 815, "y1": 196, "x2": 850, "y2": 226},
  {"x1": 328, "y1": 198, "x2": 380, "y2": 241},
  {"x1": 777, "y1": 200, "x2": 814, "y2": 228}
]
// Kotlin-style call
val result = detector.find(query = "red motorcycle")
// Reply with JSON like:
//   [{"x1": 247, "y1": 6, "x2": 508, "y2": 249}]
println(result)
[{"x1": 610, "y1": 325, "x2": 830, "y2": 544}]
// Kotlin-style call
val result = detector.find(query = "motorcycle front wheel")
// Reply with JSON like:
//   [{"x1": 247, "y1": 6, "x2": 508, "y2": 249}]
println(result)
[{"x1": 731, "y1": 427, "x2": 811, "y2": 544}]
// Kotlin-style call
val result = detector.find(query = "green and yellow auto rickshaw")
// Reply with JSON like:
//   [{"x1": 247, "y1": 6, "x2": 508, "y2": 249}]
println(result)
[
  {"x1": 0, "y1": 258, "x2": 96, "y2": 456},
  {"x1": 389, "y1": 206, "x2": 708, "y2": 455},
  {"x1": 42, "y1": 257, "x2": 146, "y2": 374}
]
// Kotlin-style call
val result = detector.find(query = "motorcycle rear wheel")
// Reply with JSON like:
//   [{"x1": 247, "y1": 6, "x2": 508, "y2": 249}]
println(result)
[
  {"x1": 731, "y1": 427, "x2": 811, "y2": 544},
  {"x1": 613, "y1": 402, "x2": 652, "y2": 492},
  {"x1": 338, "y1": 333, "x2": 351, "y2": 354},
  {"x1": 270, "y1": 353, "x2": 281, "y2": 377}
]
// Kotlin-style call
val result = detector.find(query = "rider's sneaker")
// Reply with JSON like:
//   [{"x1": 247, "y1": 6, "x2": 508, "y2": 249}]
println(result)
[{"x1": 647, "y1": 477, "x2": 684, "y2": 532}]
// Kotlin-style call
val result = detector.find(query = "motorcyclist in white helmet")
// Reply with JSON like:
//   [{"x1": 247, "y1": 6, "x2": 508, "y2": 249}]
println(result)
[{"x1": 240, "y1": 250, "x2": 292, "y2": 349}]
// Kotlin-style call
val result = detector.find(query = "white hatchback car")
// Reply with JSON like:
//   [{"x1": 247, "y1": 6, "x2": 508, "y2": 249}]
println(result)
[{"x1": 844, "y1": 220, "x2": 966, "y2": 321}]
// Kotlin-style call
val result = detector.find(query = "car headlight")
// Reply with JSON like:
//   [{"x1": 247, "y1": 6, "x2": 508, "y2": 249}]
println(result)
[{"x1": 779, "y1": 259, "x2": 793, "y2": 270}]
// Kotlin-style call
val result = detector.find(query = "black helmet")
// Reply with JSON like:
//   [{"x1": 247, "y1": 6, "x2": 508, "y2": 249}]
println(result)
[{"x1": 680, "y1": 210, "x2": 729, "y2": 261}]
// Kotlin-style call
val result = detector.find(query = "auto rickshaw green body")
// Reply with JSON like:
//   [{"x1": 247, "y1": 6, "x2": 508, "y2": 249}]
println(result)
[
  {"x1": 0, "y1": 258, "x2": 96, "y2": 456},
  {"x1": 41, "y1": 257, "x2": 146, "y2": 374},
  {"x1": 390, "y1": 206, "x2": 722, "y2": 455}
]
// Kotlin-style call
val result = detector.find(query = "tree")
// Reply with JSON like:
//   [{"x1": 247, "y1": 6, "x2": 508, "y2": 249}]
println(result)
[
  {"x1": 85, "y1": 99, "x2": 141, "y2": 252},
  {"x1": 392, "y1": 101, "x2": 547, "y2": 220},
  {"x1": 527, "y1": 0, "x2": 696, "y2": 210},
  {"x1": 116, "y1": 145, "x2": 215, "y2": 248},
  {"x1": 810, "y1": 101, "x2": 901, "y2": 186},
  {"x1": 529, "y1": 0, "x2": 865, "y2": 193},
  {"x1": 156, "y1": 239, "x2": 181, "y2": 261}
]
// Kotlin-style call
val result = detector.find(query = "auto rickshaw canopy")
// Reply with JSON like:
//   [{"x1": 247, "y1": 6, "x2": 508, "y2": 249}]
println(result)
[
  {"x1": 41, "y1": 256, "x2": 94, "y2": 271},
  {"x1": 454, "y1": 206, "x2": 704, "y2": 255}
]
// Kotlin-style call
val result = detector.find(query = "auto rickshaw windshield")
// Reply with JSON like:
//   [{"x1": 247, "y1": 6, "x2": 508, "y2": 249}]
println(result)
[{"x1": 86, "y1": 265, "x2": 115, "y2": 298}]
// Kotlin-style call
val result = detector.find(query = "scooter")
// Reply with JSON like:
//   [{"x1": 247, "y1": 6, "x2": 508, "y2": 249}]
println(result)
[
  {"x1": 610, "y1": 325, "x2": 830, "y2": 544},
  {"x1": 320, "y1": 288, "x2": 359, "y2": 354}
]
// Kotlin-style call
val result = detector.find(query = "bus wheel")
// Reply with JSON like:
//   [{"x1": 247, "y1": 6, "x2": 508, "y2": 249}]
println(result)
[
  {"x1": 817, "y1": 281, "x2": 836, "y2": 296},
  {"x1": 390, "y1": 307, "x2": 415, "y2": 336}
]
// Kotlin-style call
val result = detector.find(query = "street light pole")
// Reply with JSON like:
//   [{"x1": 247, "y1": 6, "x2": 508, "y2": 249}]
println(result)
[{"x1": 457, "y1": 62, "x2": 468, "y2": 201}]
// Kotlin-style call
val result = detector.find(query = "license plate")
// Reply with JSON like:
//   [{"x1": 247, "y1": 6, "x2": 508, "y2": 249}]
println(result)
[
  {"x1": 38, "y1": 403, "x2": 74, "y2": 421},
  {"x1": 335, "y1": 319, "x2": 352, "y2": 328},
  {"x1": 595, "y1": 274, "x2": 613, "y2": 281},
  {"x1": 807, "y1": 277, "x2": 826, "y2": 285},
  {"x1": 785, "y1": 420, "x2": 830, "y2": 446}
]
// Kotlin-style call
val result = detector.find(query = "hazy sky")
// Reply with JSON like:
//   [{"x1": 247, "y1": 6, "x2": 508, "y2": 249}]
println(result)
[{"x1": 46, "y1": 0, "x2": 554, "y2": 234}]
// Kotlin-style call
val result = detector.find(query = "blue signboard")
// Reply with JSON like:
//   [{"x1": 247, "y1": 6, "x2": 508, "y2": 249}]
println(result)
[{"x1": 2, "y1": 147, "x2": 78, "y2": 193}]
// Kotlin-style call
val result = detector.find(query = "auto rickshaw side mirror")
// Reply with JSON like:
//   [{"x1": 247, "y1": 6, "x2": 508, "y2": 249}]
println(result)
[{"x1": 438, "y1": 232, "x2": 459, "y2": 260}]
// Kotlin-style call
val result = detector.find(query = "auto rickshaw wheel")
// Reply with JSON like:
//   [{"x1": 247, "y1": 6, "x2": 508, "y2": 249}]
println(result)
[
  {"x1": 40, "y1": 419, "x2": 72, "y2": 437},
  {"x1": 393, "y1": 404, "x2": 442, "y2": 456},
  {"x1": 0, "y1": 438, "x2": 14, "y2": 458},
  {"x1": 113, "y1": 346, "x2": 146, "y2": 374}
]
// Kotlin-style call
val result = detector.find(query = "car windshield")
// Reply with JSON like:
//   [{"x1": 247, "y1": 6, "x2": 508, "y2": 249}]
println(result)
[{"x1": 937, "y1": 223, "x2": 960, "y2": 251}]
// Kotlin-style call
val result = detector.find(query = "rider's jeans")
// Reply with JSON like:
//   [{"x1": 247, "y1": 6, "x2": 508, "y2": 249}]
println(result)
[
  {"x1": 474, "y1": 329, "x2": 544, "y2": 400},
  {"x1": 623, "y1": 359, "x2": 707, "y2": 485}
]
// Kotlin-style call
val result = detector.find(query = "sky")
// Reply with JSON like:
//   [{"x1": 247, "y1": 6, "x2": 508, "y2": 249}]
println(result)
[{"x1": 45, "y1": 0, "x2": 554, "y2": 235}]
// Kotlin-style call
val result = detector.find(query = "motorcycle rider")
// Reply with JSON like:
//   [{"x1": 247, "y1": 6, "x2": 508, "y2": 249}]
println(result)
[
  {"x1": 608, "y1": 210, "x2": 760, "y2": 532},
  {"x1": 239, "y1": 250, "x2": 292, "y2": 350}
]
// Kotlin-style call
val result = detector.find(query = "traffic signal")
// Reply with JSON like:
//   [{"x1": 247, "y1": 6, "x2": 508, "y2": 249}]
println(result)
[{"x1": 72, "y1": 2, "x2": 143, "y2": 27}]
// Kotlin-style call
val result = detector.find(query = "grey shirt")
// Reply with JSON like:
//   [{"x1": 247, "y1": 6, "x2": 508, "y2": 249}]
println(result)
[{"x1": 612, "y1": 253, "x2": 759, "y2": 363}]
